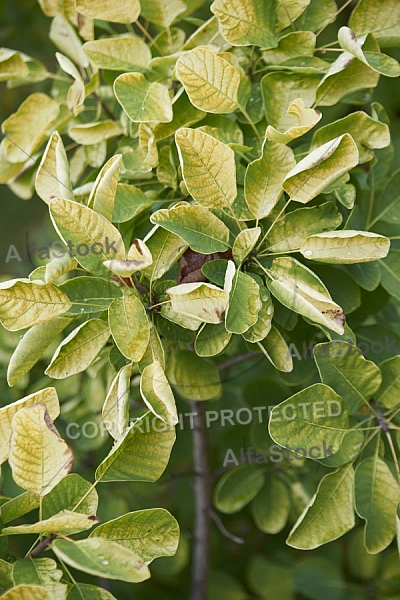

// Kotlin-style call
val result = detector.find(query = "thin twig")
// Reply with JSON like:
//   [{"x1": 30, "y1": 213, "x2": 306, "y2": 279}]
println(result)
[
  {"x1": 190, "y1": 401, "x2": 211, "y2": 600},
  {"x1": 25, "y1": 534, "x2": 56, "y2": 559},
  {"x1": 92, "y1": 92, "x2": 115, "y2": 120},
  {"x1": 208, "y1": 510, "x2": 245, "y2": 544},
  {"x1": 218, "y1": 352, "x2": 262, "y2": 372}
]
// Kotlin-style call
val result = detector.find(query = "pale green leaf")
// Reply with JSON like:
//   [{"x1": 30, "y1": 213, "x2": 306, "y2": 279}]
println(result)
[
  {"x1": 0, "y1": 49, "x2": 29, "y2": 81},
  {"x1": 244, "y1": 140, "x2": 296, "y2": 219},
  {"x1": 49, "y1": 15, "x2": 89, "y2": 68},
  {"x1": 90, "y1": 508, "x2": 179, "y2": 561},
  {"x1": 262, "y1": 31, "x2": 316, "y2": 64},
  {"x1": 45, "y1": 253, "x2": 78, "y2": 284},
  {"x1": 83, "y1": 36, "x2": 151, "y2": 71},
  {"x1": 0, "y1": 387, "x2": 59, "y2": 464},
  {"x1": 213, "y1": 466, "x2": 265, "y2": 514},
  {"x1": 232, "y1": 227, "x2": 260, "y2": 265},
  {"x1": 210, "y1": 0, "x2": 278, "y2": 47},
  {"x1": 67, "y1": 584, "x2": 117, "y2": 600},
  {"x1": 166, "y1": 349, "x2": 221, "y2": 400},
  {"x1": 112, "y1": 183, "x2": 152, "y2": 223},
  {"x1": 114, "y1": 73, "x2": 172, "y2": 123},
  {"x1": 167, "y1": 282, "x2": 228, "y2": 324},
  {"x1": 9, "y1": 403, "x2": 73, "y2": 495},
  {"x1": 266, "y1": 98, "x2": 322, "y2": 144},
  {"x1": 355, "y1": 457, "x2": 400, "y2": 553},
  {"x1": 283, "y1": 134, "x2": 359, "y2": 204},
  {"x1": 0, "y1": 280, "x2": 71, "y2": 331},
  {"x1": 35, "y1": 131, "x2": 73, "y2": 204},
  {"x1": 287, "y1": 465, "x2": 355, "y2": 549},
  {"x1": 142, "y1": 226, "x2": 187, "y2": 281},
  {"x1": 0, "y1": 586, "x2": 53, "y2": 600},
  {"x1": 376, "y1": 356, "x2": 400, "y2": 409},
  {"x1": 379, "y1": 250, "x2": 400, "y2": 299},
  {"x1": 175, "y1": 127, "x2": 236, "y2": 209},
  {"x1": 45, "y1": 319, "x2": 110, "y2": 379},
  {"x1": 338, "y1": 26, "x2": 400, "y2": 77},
  {"x1": 242, "y1": 286, "x2": 273, "y2": 343},
  {"x1": 139, "y1": 324, "x2": 165, "y2": 371},
  {"x1": 349, "y1": 0, "x2": 400, "y2": 46},
  {"x1": 251, "y1": 476, "x2": 290, "y2": 534},
  {"x1": 264, "y1": 202, "x2": 342, "y2": 253},
  {"x1": 42, "y1": 474, "x2": 98, "y2": 519},
  {"x1": 300, "y1": 230, "x2": 390, "y2": 263},
  {"x1": 1, "y1": 93, "x2": 59, "y2": 163},
  {"x1": 314, "y1": 341, "x2": 382, "y2": 414},
  {"x1": 256, "y1": 325, "x2": 293, "y2": 373},
  {"x1": 140, "y1": 361, "x2": 178, "y2": 425},
  {"x1": 267, "y1": 257, "x2": 346, "y2": 334},
  {"x1": 76, "y1": 0, "x2": 141, "y2": 23},
  {"x1": 96, "y1": 412, "x2": 175, "y2": 482},
  {"x1": 90, "y1": 155, "x2": 122, "y2": 222},
  {"x1": 176, "y1": 48, "x2": 241, "y2": 113},
  {"x1": 140, "y1": 0, "x2": 186, "y2": 27},
  {"x1": 52, "y1": 538, "x2": 150, "y2": 583},
  {"x1": 277, "y1": 0, "x2": 311, "y2": 28},
  {"x1": 224, "y1": 266, "x2": 261, "y2": 334},
  {"x1": 7, "y1": 317, "x2": 74, "y2": 386},
  {"x1": 150, "y1": 204, "x2": 231, "y2": 254},
  {"x1": 68, "y1": 121, "x2": 123, "y2": 145},
  {"x1": 194, "y1": 322, "x2": 231, "y2": 357},
  {"x1": 0, "y1": 492, "x2": 40, "y2": 524},
  {"x1": 49, "y1": 197, "x2": 125, "y2": 276},
  {"x1": 59, "y1": 277, "x2": 121, "y2": 314},
  {"x1": 12, "y1": 558, "x2": 65, "y2": 600},
  {"x1": 108, "y1": 292, "x2": 150, "y2": 362},
  {"x1": 3, "y1": 510, "x2": 98, "y2": 536}
]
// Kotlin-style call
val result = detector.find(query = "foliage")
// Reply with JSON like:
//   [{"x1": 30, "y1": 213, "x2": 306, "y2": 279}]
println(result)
[{"x1": 0, "y1": 0, "x2": 400, "y2": 598}]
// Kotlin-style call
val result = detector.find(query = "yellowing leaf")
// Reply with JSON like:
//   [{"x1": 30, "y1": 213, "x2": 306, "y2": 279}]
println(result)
[
  {"x1": 140, "y1": 0, "x2": 186, "y2": 27},
  {"x1": 0, "y1": 388, "x2": 59, "y2": 464},
  {"x1": 0, "y1": 280, "x2": 71, "y2": 331},
  {"x1": 45, "y1": 319, "x2": 110, "y2": 379},
  {"x1": 142, "y1": 227, "x2": 187, "y2": 281},
  {"x1": 35, "y1": 131, "x2": 74, "y2": 204},
  {"x1": 256, "y1": 324, "x2": 293, "y2": 373},
  {"x1": 175, "y1": 127, "x2": 237, "y2": 209},
  {"x1": 244, "y1": 141, "x2": 296, "y2": 219},
  {"x1": 2, "y1": 510, "x2": 98, "y2": 536},
  {"x1": 140, "y1": 361, "x2": 178, "y2": 425},
  {"x1": 68, "y1": 121, "x2": 123, "y2": 145},
  {"x1": 349, "y1": 0, "x2": 400, "y2": 46},
  {"x1": 9, "y1": 403, "x2": 73, "y2": 495},
  {"x1": 211, "y1": 0, "x2": 278, "y2": 47},
  {"x1": 83, "y1": 36, "x2": 151, "y2": 71},
  {"x1": 176, "y1": 48, "x2": 241, "y2": 113},
  {"x1": 266, "y1": 98, "x2": 322, "y2": 144},
  {"x1": 90, "y1": 155, "x2": 122, "y2": 222},
  {"x1": 114, "y1": 73, "x2": 173, "y2": 123},
  {"x1": 104, "y1": 239, "x2": 153, "y2": 276},
  {"x1": 109, "y1": 292, "x2": 150, "y2": 362},
  {"x1": 300, "y1": 230, "x2": 390, "y2": 264},
  {"x1": 283, "y1": 134, "x2": 359, "y2": 204},
  {"x1": 166, "y1": 349, "x2": 221, "y2": 400},
  {"x1": 49, "y1": 14, "x2": 89, "y2": 68},
  {"x1": 232, "y1": 227, "x2": 261, "y2": 265},
  {"x1": 76, "y1": 0, "x2": 141, "y2": 23},
  {"x1": 0, "y1": 586, "x2": 53, "y2": 600},
  {"x1": 102, "y1": 364, "x2": 132, "y2": 440},
  {"x1": 167, "y1": 282, "x2": 229, "y2": 324},
  {"x1": 338, "y1": 26, "x2": 400, "y2": 77},
  {"x1": 1, "y1": 93, "x2": 59, "y2": 164},
  {"x1": 225, "y1": 264, "x2": 262, "y2": 334}
]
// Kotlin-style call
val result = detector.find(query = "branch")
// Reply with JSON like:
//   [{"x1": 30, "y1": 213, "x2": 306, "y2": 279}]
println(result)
[
  {"x1": 190, "y1": 401, "x2": 211, "y2": 600},
  {"x1": 208, "y1": 510, "x2": 244, "y2": 545},
  {"x1": 92, "y1": 92, "x2": 115, "y2": 120},
  {"x1": 25, "y1": 534, "x2": 56, "y2": 559},
  {"x1": 218, "y1": 352, "x2": 262, "y2": 373}
]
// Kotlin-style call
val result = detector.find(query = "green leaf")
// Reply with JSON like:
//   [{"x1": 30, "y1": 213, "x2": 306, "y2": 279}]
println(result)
[
  {"x1": 35, "y1": 131, "x2": 73, "y2": 204},
  {"x1": 210, "y1": 0, "x2": 278, "y2": 47},
  {"x1": 139, "y1": 324, "x2": 165, "y2": 370},
  {"x1": 0, "y1": 586, "x2": 53, "y2": 600},
  {"x1": 314, "y1": 342, "x2": 382, "y2": 414},
  {"x1": 266, "y1": 98, "x2": 322, "y2": 144},
  {"x1": 114, "y1": 73, "x2": 172, "y2": 123},
  {"x1": 52, "y1": 538, "x2": 150, "y2": 583},
  {"x1": 213, "y1": 466, "x2": 265, "y2": 514},
  {"x1": 141, "y1": 226, "x2": 187, "y2": 281},
  {"x1": 355, "y1": 456, "x2": 400, "y2": 553},
  {"x1": 0, "y1": 387, "x2": 59, "y2": 464},
  {"x1": 112, "y1": 184, "x2": 152, "y2": 223},
  {"x1": 176, "y1": 48, "x2": 241, "y2": 113},
  {"x1": 167, "y1": 282, "x2": 228, "y2": 324},
  {"x1": 3, "y1": 510, "x2": 98, "y2": 536},
  {"x1": 267, "y1": 257, "x2": 346, "y2": 334},
  {"x1": 349, "y1": 0, "x2": 400, "y2": 46},
  {"x1": 287, "y1": 465, "x2": 355, "y2": 549},
  {"x1": 371, "y1": 169, "x2": 400, "y2": 225},
  {"x1": 0, "y1": 280, "x2": 71, "y2": 331},
  {"x1": 140, "y1": 361, "x2": 178, "y2": 426},
  {"x1": 150, "y1": 204, "x2": 231, "y2": 254},
  {"x1": 247, "y1": 556, "x2": 294, "y2": 600},
  {"x1": 312, "y1": 111, "x2": 390, "y2": 164},
  {"x1": 251, "y1": 475, "x2": 290, "y2": 534},
  {"x1": 49, "y1": 198, "x2": 125, "y2": 276},
  {"x1": 232, "y1": 227, "x2": 261, "y2": 265},
  {"x1": 0, "y1": 49, "x2": 29, "y2": 81},
  {"x1": 224, "y1": 265, "x2": 262, "y2": 334},
  {"x1": 67, "y1": 584, "x2": 117, "y2": 600},
  {"x1": 102, "y1": 364, "x2": 131, "y2": 440},
  {"x1": 242, "y1": 286, "x2": 273, "y2": 343},
  {"x1": 42, "y1": 474, "x2": 98, "y2": 520},
  {"x1": 262, "y1": 31, "x2": 315, "y2": 64},
  {"x1": 140, "y1": 0, "x2": 186, "y2": 26},
  {"x1": 83, "y1": 36, "x2": 151, "y2": 71},
  {"x1": 283, "y1": 134, "x2": 359, "y2": 203},
  {"x1": 1, "y1": 93, "x2": 59, "y2": 163},
  {"x1": 68, "y1": 121, "x2": 123, "y2": 145},
  {"x1": 9, "y1": 403, "x2": 73, "y2": 495},
  {"x1": 45, "y1": 319, "x2": 110, "y2": 379},
  {"x1": 166, "y1": 349, "x2": 221, "y2": 400},
  {"x1": 96, "y1": 412, "x2": 175, "y2": 482},
  {"x1": 376, "y1": 356, "x2": 400, "y2": 409},
  {"x1": 244, "y1": 140, "x2": 296, "y2": 219},
  {"x1": 76, "y1": 0, "x2": 141, "y2": 23},
  {"x1": 293, "y1": 557, "x2": 345, "y2": 600},
  {"x1": 7, "y1": 317, "x2": 74, "y2": 386},
  {"x1": 265, "y1": 202, "x2": 342, "y2": 253},
  {"x1": 49, "y1": 15, "x2": 89, "y2": 69},
  {"x1": 175, "y1": 127, "x2": 237, "y2": 209},
  {"x1": 195, "y1": 322, "x2": 232, "y2": 357},
  {"x1": 338, "y1": 26, "x2": 400, "y2": 77},
  {"x1": 300, "y1": 230, "x2": 390, "y2": 263},
  {"x1": 90, "y1": 155, "x2": 121, "y2": 222},
  {"x1": 90, "y1": 508, "x2": 179, "y2": 561},
  {"x1": 0, "y1": 492, "x2": 40, "y2": 524},
  {"x1": 256, "y1": 325, "x2": 293, "y2": 372},
  {"x1": 379, "y1": 249, "x2": 400, "y2": 299},
  {"x1": 269, "y1": 383, "x2": 362, "y2": 460},
  {"x1": 108, "y1": 292, "x2": 150, "y2": 362},
  {"x1": 60, "y1": 277, "x2": 121, "y2": 314}
]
